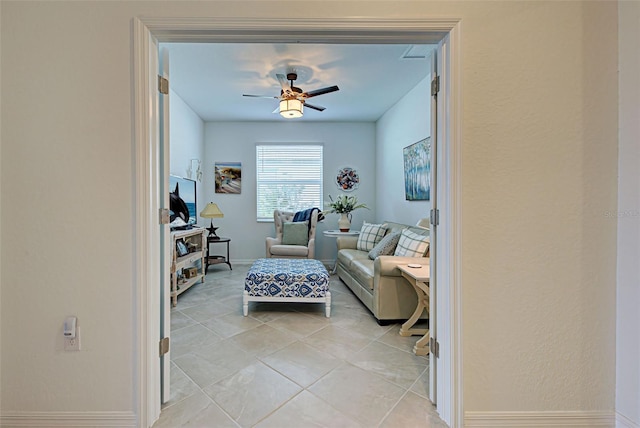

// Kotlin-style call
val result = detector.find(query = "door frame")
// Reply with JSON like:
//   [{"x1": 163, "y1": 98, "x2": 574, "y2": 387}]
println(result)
[{"x1": 133, "y1": 16, "x2": 463, "y2": 428}]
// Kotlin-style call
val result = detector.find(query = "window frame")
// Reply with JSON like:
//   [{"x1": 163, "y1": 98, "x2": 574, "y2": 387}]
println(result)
[{"x1": 255, "y1": 143, "x2": 324, "y2": 222}]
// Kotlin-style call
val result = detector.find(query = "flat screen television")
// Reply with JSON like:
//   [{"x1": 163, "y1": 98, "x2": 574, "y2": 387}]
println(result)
[{"x1": 169, "y1": 175, "x2": 197, "y2": 225}]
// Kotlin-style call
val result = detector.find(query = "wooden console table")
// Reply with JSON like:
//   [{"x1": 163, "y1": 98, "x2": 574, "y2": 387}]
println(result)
[
  {"x1": 397, "y1": 263, "x2": 431, "y2": 356},
  {"x1": 170, "y1": 228, "x2": 206, "y2": 307}
]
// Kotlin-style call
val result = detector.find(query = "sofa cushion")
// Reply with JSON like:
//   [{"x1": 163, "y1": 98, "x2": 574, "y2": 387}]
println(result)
[
  {"x1": 337, "y1": 248, "x2": 369, "y2": 268},
  {"x1": 356, "y1": 222, "x2": 387, "y2": 251},
  {"x1": 394, "y1": 229, "x2": 430, "y2": 257},
  {"x1": 351, "y1": 258, "x2": 375, "y2": 290},
  {"x1": 368, "y1": 230, "x2": 401, "y2": 260},
  {"x1": 282, "y1": 221, "x2": 309, "y2": 245}
]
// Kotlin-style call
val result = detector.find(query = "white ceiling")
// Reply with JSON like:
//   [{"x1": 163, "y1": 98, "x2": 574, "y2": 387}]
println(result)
[{"x1": 163, "y1": 43, "x2": 435, "y2": 122}]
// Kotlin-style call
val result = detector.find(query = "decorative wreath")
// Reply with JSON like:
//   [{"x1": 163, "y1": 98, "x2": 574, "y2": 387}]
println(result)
[{"x1": 336, "y1": 167, "x2": 360, "y2": 192}]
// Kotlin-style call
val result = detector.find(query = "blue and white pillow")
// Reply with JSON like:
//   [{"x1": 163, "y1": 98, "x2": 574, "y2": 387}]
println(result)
[
  {"x1": 356, "y1": 222, "x2": 387, "y2": 251},
  {"x1": 368, "y1": 230, "x2": 401, "y2": 260},
  {"x1": 394, "y1": 229, "x2": 429, "y2": 257}
]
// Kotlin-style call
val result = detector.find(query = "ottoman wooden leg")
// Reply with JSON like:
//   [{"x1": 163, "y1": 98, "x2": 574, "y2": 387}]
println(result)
[
  {"x1": 243, "y1": 290, "x2": 249, "y2": 316},
  {"x1": 325, "y1": 291, "x2": 332, "y2": 317}
]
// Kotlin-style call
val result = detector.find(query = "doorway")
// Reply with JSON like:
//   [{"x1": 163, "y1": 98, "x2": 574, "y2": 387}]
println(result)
[{"x1": 133, "y1": 16, "x2": 462, "y2": 428}]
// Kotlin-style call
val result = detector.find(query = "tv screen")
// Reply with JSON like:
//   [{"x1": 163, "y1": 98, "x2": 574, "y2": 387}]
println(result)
[{"x1": 169, "y1": 175, "x2": 197, "y2": 225}]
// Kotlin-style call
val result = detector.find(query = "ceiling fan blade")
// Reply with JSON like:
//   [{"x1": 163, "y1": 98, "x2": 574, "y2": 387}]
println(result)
[
  {"x1": 303, "y1": 85, "x2": 339, "y2": 98},
  {"x1": 304, "y1": 102, "x2": 326, "y2": 112},
  {"x1": 243, "y1": 94, "x2": 279, "y2": 99},
  {"x1": 276, "y1": 74, "x2": 291, "y2": 93},
  {"x1": 272, "y1": 106, "x2": 280, "y2": 114}
]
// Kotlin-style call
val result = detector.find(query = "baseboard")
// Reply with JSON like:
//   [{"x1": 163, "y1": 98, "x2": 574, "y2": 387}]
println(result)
[
  {"x1": 617, "y1": 412, "x2": 640, "y2": 428},
  {"x1": 0, "y1": 411, "x2": 136, "y2": 427},
  {"x1": 464, "y1": 410, "x2": 615, "y2": 427}
]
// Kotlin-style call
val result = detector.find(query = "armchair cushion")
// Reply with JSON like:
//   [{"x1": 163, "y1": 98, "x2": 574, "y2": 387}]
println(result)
[
  {"x1": 270, "y1": 244, "x2": 309, "y2": 257},
  {"x1": 282, "y1": 221, "x2": 309, "y2": 246}
]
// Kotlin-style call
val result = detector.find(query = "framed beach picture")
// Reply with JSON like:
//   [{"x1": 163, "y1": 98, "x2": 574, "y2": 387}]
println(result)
[
  {"x1": 403, "y1": 138, "x2": 431, "y2": 201},
  {"x1": 215, "y1": 162, "x2": 242, "y2": 194}
]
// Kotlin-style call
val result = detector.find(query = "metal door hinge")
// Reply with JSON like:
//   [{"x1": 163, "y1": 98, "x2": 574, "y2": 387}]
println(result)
[
  {"x1": 159, "y1": 337, "x2": 170, "y2": 356},
  {"x1": 429, "y1": 337, "x2": 440, "y2": 358},
  {"x1": 430, "y1": 209, "x2": 440, "y2": 227},
  {"x1": 158, "y1": 76, "x2": 169, "y2": 95},
  {"x1": 159, "y1": 208, "x2": 170, "y2": 225},
  {"x1": 431, "y1": 75, "x2": 440, "y2": 96}
]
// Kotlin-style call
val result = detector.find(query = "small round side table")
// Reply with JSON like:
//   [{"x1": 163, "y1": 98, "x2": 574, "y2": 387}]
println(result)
[{"x1": 205, "y1": 236, "x2": 232, "y2": 272}]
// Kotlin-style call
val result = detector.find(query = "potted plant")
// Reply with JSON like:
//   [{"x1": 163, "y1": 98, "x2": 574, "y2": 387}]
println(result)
[{"x1": 324, "y1": 195, "x2": 369, "y2": 231}]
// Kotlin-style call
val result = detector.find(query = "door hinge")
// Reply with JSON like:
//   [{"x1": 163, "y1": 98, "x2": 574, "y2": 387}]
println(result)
[
  {"x1": 431, "y1": 75, "x2": 440, "y2": 96},
  {"x1": 159, "y1": 208, "x2": 170, "y2": 225},
  {"x1": 158, "y1": 75, "x2": 169, "y2": 95},
  {"x1": 430, "y1": 209, "x2": 440, "y2": 227},
  {"x1": 159, "y1": 337, "x2": 170, "y2": 356},
  {"x1": 429, "y1": 337, "x2": 440, "y2": 358}
]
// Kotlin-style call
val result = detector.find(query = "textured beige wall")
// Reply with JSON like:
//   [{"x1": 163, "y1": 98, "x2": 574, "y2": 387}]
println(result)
[
  {"x1": 458, "y1": 1, "x2": 618, "y2": 411},
  {"x1": 0, "y1": 0, "x2": 618, "y2": 417}
]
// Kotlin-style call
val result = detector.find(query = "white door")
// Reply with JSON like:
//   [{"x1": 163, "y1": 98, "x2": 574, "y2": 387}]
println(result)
[
  {"x1": 433, "y1": 35, "x2": 455, "y2": 423},
  {"x1": 158, "y1": 47, "x2": 172, "y2": 404},
  {"x1": 429, "y1": 49, "x2": 438, "y2": 406}
]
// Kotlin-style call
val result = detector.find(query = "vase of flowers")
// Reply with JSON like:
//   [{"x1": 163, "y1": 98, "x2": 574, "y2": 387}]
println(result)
[{"x1": 324, "y1": 195, "x2": 369, "y2": 232}]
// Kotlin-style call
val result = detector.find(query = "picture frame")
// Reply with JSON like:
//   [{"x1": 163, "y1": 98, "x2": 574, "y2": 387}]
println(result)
[
  {"x1": 215, "y1": 162, "x2": 242, "y2": 194},
  {"x1": 403, "y1": 137, "x2": 431, "y2": 201}
]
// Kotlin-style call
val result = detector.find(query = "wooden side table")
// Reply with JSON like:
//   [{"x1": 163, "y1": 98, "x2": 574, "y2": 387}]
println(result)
[
  {"x1": 397, "y1": 263, "x2": 431, "y2": 356},
  {"x1": 205, "y1": 236, "x2": 232, "y2": 272}
]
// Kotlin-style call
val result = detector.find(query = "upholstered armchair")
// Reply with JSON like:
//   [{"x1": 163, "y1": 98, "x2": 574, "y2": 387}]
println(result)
[{"x1": 266, "y1": 210, "x2": 318, "y2": 259}]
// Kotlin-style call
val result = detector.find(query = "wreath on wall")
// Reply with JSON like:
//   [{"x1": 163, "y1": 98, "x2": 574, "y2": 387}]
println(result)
[{"x1": 336, "y1": 167, "x2": 360, "y2": 192}]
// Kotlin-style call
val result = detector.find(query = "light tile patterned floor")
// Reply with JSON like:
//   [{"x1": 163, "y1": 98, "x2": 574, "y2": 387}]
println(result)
[{"x1": 152, "y1": 263, "x2": 448, "y2": 428}]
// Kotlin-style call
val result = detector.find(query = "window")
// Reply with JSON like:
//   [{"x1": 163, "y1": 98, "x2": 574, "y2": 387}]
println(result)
[{"x1": 256, "y1": 144, "x2": 323, "y2": 221}]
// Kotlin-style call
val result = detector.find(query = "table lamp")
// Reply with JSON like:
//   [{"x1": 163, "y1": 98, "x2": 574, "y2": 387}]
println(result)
[{"x1": 200, "y1": 202, "x2": 224, "y2": 239}]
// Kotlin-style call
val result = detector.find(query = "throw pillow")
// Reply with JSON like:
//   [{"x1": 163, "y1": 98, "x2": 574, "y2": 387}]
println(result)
[
  {"x1": 356, "y1": 222, "x2": 387, "y2": 251},
  {"x1": 394, "y1": 229, "x2": 430, "y2": 257},
  {"x1": 282, "y1": 221, "x2": 309, "y2": 246},
  {"x1": 368, "y1": 230, "x2": 401, "y2": 260}
]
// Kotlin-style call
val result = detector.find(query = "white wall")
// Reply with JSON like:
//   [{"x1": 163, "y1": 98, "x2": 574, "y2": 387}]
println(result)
[
  {"x1": 0, "y1": 0, "x2": 622, "y2": 424},
  {"x1": 169, "y1": 89, "x2": 205, "y2": 220},
  {"x1": 203, "y1": 121, "x2": 376, "y2": 264},
  {"x1": 616, "y1": 1, "x2": 640, "y2": 426},
  {"x1": 376, "y1": 75, "x2": 431, "y2": 225}
]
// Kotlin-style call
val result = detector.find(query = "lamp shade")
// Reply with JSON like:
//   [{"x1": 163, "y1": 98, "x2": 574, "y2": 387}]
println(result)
[
  {"x1": 279, "y1": 99, "x2": 303, "y2": 118},
  {"x1": 200, "y1": 202, "x2": 224, "y2": 218}
]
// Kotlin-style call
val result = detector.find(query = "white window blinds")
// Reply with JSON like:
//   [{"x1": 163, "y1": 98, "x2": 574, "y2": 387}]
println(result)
[{"x1": 256, "y1": 144, "x2": 323, "y2": 221}]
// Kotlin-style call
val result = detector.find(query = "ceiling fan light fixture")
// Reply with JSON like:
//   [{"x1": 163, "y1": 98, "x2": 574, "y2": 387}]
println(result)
[{"x1": 279, "y1": 99, "x2": 303, "y2": 118}]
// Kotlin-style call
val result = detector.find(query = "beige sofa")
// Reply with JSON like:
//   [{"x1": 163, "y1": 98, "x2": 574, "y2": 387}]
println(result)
[{"x1": 336, "y1": 221, "x2": 429, "y2": 324}]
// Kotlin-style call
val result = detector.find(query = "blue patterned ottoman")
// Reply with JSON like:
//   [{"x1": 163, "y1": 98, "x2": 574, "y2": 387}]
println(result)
[{"x1": 243, "y1": 258, "x2": 331, "y2": 317}]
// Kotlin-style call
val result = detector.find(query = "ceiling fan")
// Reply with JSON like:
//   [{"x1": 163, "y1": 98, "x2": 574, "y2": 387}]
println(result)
[{"x1": 243, "y1": 72, "x2": 339, "y2": 118}]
